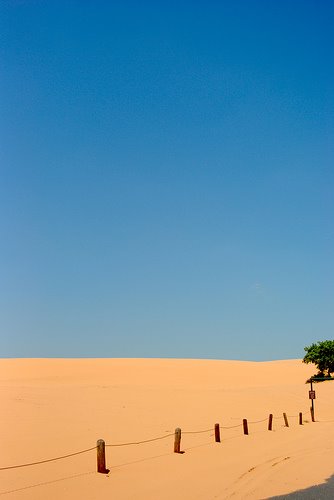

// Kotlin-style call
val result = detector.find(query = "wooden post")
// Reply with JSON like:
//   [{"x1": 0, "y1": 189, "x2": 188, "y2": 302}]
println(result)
[
  {"x1": 97, "y1": 439, "x2": 108, "y2": 474},
  {"x1": 268, "y1": 414, "x2": 273, "y2": 431},
  {"x1": 299, "y1": 412, "x2": 303, "y2": 425},
  {"x1": 174, "y1": 428, "x2": 181, "y2": 453},
  {"x1": 283, "y1": 413, "x2": 289, "y2": 427},
  {"x1": 310, "y1": 379, "x2": 315, "y2": 419},
  {"x1": 214, "y1": 423, "x2": 221, "y2": 443},
  {"x1": 243, "y1": 419, "x2": 248, "y2": 435}
]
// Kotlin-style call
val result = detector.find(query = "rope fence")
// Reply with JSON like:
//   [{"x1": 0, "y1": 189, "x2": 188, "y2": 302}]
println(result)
[
  {"x1": 0, "y1": 447, "x2": 97, "y2": 471},
  {"x1": 105, "y1": 433, "x2": 175, "y2": 447},
  {"x1": 0, "y1": 406, "x2": 320, "y2": 474}
]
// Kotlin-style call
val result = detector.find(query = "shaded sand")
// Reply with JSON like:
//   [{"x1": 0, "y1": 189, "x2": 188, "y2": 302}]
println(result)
[
  {"x1": 271, "y1": 474, "x2": 334, "y2": 499},
  {"x1": 0, "y1": 358, "x2": 333, "y2": 499}
]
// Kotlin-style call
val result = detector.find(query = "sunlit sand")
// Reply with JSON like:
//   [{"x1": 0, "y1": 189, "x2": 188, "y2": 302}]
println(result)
[{"x1": 1, "y1": 358, "x2": 333, "y2": 499}]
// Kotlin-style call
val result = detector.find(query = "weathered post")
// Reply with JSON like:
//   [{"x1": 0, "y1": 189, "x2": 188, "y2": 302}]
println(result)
[
  {"x1": 243, "y1": 419, "x2": 249, "y2": 435},
  {"x1": 299, "y1": 412, "x2": 303, "y2": 425},
  {"x1": 97, "y1": 439, "x2": 108, "y2": 474},
  {"x1": 174, "y1": 428, "x2": 181, "y2": 453},
  {"x1": 214, "y1": 423, "x2": 221, "y2": 443},
  {"x1": 268, "y1": 414, "x2": 273, "y2": 431},
  {"x1": 309, "y1": 378, "x2": 315, "y2": 420},
  {"x1": 283, "y1": 413, "x2": 289, "y2": 427}
]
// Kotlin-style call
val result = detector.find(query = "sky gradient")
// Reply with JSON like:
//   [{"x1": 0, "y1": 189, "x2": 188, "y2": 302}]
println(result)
[{"x1": 1, "y1": 0, "x2": 333, "y2": 360}]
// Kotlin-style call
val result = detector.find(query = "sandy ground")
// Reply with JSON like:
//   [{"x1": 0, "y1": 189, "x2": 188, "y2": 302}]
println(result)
[{"x1": 0, "y1": 358, "x2": 333, "y2": 499}]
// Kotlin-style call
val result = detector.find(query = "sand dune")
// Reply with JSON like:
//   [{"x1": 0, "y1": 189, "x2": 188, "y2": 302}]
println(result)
[{"x1": 0, "y1": 358, "x2": 333, "y2": 499}]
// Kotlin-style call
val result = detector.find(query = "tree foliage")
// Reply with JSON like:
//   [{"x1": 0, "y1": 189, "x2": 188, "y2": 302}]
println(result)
[{"x1": 303, "y1": 340, "x2": 334, "y2": 377}]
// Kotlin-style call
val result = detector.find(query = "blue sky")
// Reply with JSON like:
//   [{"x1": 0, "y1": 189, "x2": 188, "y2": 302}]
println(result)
[{"x1": 1, "y1": 1, "x2": 333, "y2": 359}]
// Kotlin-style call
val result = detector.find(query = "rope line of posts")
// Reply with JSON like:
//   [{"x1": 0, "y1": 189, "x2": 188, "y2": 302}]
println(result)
[
  {"x1": 183, "y1": 428, "x2": 213, "y2": 435},
  {"x1": 0, "y1": 446, "x2": 97, "y2": 471},
  {"x1": 105, "y1": 433, "x2": 174, "y2": 447},
  {"x1": 220, "y1": 423, "x2": 243, "y2": 429},
  {"x1": 248, "y1": 418, "x2": 268, "y2": 424},
  {"x1": 0, "y1": 406, "x2": 319, "y2": 473}
]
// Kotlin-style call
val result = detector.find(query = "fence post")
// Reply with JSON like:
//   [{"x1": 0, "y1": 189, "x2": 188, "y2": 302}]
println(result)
[
  {"x1": 310, "y1": 407, "x2": 315, "y2": 422},
  {"x1": 97, "y1": 439, "x2": 108, "y2": 474},
  {"x1": 268, "y1": 414, "x2": 273, "y2": 431},
  {"x1": 283, "y1": 413, "x2": 289, "y2": 427},
  {"x1": 214, "y1": 423, "x2": 221, "y2": 443},
  {"x1": 243, "y1": 419, "x2": 248, "y2": 435},
  {"x1": 299, "y1": 412, "x2": 303, "y2": 425},
  {"x1": 174, "y1": 428, "x2": 181, "y2": 453}
]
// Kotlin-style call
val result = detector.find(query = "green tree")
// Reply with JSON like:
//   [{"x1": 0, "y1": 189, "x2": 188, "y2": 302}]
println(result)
[{"x1": 303, "y1": 340, "x2": 334, "y2": 377}]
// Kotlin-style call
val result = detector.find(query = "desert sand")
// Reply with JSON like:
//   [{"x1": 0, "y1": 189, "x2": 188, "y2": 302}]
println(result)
[{"x1": 0, "y1": 358, "x2": 333, "y2": 499}]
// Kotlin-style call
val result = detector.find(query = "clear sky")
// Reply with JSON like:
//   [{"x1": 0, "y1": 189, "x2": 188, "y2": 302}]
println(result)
[{"x1": 1, "y1": 1, "x2": 333, "y2": 360}]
